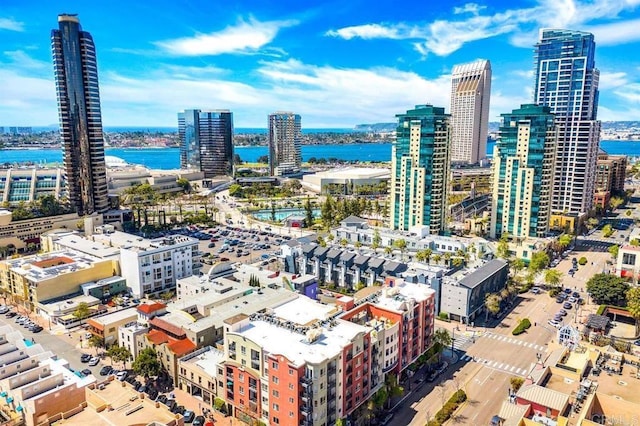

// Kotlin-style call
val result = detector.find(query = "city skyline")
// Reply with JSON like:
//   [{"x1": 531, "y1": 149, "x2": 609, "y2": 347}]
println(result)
[{"x1": 1, "y1": 0, "x2": 639, "y2": 127}]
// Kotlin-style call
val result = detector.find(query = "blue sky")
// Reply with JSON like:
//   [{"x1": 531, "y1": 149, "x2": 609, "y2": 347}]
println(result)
[{"x1": 1, "y1": 0, "x2": 640, "y2": 128}]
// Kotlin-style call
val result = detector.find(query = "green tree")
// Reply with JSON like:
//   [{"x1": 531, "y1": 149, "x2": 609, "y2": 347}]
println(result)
[
  {"x1": 321, "y1": 194, "x2": 335, "y2": 229},
  {"x1": 627, "y1": 287, "x2": 640, "y2": 321},
  {"x1": 609, "y1": 196, "x2": 625, "y2": 210},
  {"x1": 304, "y1": 196, "x2": 314, "y2": 228},
  {"x1": 37, "y1": 194, "x2": 65, "y2": 216},
  {"x1": 433, "y1": 253, "x2": 442, "y2": 265},
  {"x1": 496, "y1": 238, "x2": 510, "y2": 259},
  {"x1": 557, "y1": 234, "x2": 572, "y2": 251},
  {"x1": 608, "y1": 244, "x2": 620, "y2": 260},
  {"x1": 256, "y1": 155, "x2": 269, "y2": 164},
  {"x1": 384, "y1": 246, "x2": 392, "y2": 255},
  {"x1": 228, "y1": 183, "x2": 243, "y2": 197},
  {"x1": 511, "y1": 258, "x2": 526, "y2": 275},
  {"x1": 107, "y1": 345, "x2": 132, "y2": 369},
  {"x1": 529, "y1": 251, "x2": 550, "y2": 273},
  {"x1": 88, "y1": 335, "x2": 105, "y2": 355},
  {"x1": 132, "y1": 347, "x2": 162, "y2": 378},
  {"x1": 602, "y1": 224, "x2": 614, "y2": 237},
  {"x1": 433, "y1": 329, "x2": 452, "y2": 352},
  {"x1": 586, "y1": 273, "x2": 630, "y2": 306},
  {"x1": 317, "y1": 235, "x2": 326, "y2": 247},
  {"x1": 544, "y1": 269, "x2": 563, "y2": 288},
  {"x1": 340, "y1": 238, "x2": 349, "y2": 247},
  {"x1": 176, "y1": 177, "x2": 191, "y2": 193},
  {"x1": 73, "y1": 302, "x2": 90, "y2": 320},
  {"x1": 485, "y1": 293, "x2": 501, "y2": 320},
  {"x1": 372, "y1": 229, "x2": 381, "y2": 250}
]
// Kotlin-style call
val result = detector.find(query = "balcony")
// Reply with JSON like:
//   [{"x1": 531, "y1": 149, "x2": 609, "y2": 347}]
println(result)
[
  {"x1": 300, "y1": 376, "x2": 312, "y2": 386},
  {"x1": 301, "y1": 405, "x2": 313, "y2": 415}
]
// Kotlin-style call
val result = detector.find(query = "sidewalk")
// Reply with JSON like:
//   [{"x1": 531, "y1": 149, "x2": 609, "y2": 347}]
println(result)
[{"x1": 171, "y1": 388, "x2": 246, "y2": 426}]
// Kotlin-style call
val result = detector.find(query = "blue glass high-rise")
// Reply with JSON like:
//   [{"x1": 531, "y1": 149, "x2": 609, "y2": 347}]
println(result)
[{"x1": 534, "y1": 29, "x2": 600, "y2": 216}]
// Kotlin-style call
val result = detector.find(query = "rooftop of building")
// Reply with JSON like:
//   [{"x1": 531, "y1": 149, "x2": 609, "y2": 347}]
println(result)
[
  {"x1": 237, "y1": 307, "x2": 370, "y2": 366},
  {"x1": 179, "y1": 346, "x2": 226, "y2": 379},
  {"x1": 137, "y1": 302, "x2": 166, "y2": 315},
  {"x1": 373, "y1": 281, "x2": 435, "y2": 312},
  {"x1": 91, "y1": 230, "x2": 197, "y2": 253},
  {"x1": 446, "y1": 259, "x2": 508, "y2": 289},
  {"x1": 271, "y1": 296, "x2": 339, "y2": 327},
  {"x1": 165, "y1": 271, "x2": 299, "y2": 333},
  {"x1": 516, "y1": 383, "x2": 569, "y2": 412},
  {"x1": 305, "y1": 167, "x2": 391, "y2": 179},
  {"x1": 86, "y1": 307, "x2": 138, "y2": 327},
  {"x1": 3, "y1": 250, "x2": 105, "y2": 283},
  {"x1": 48, "y1": 231, "x2": 121, "y2": 259}
]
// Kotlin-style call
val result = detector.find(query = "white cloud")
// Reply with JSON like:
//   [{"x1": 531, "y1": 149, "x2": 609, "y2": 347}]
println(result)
[
  {"x1": 599, "y1": 71, "x2": 629, "y2": 90},
  {"x1": 613, "y1": 83, "x2": 640, "y2": 103},
  {"x1": 587, "y1": 19, "x2": 640, "y2": 45},
  {"x1": 325, "y1": 23, "x2": 412, "y2": 40},
  {"x1": 328, "y1": 0, "x2": 640, "y2": 56},
  {"x1": 154, "y1": 17, "x2": 297, "y2": 56},
  {"x1": 453, "y1": 3, "x2": 486, "y2": 14},
  {"x1": 0, "y1": 17, "x2": 24, "y2": 32},
  {"x1": 4, "y1": 50, "x2": 49, "y2": 69}
]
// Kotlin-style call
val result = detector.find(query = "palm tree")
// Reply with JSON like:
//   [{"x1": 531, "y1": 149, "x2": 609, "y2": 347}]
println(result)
[
  {"x1": 384, "y1": 246, "x2": 392, "y2": 256},
  {"x1": 433, "y1": 253, "x2": 442, "y2": 265}
]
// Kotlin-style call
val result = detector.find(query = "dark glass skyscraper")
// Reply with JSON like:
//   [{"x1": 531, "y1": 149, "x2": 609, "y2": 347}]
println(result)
[
  {"x1": 534, "y1": 29, "x2": 600, "y2": 216},
  {"x1": 178, "y1": 109, "x2": 234, "y2": 177},
  {"x1": 52, "y1": 14, "x2": 109, "y2": 215}
]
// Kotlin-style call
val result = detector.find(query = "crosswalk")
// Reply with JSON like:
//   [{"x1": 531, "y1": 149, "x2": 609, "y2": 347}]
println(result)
[
  {"x1": 452, "y1": 334, "x2": 477, "y2": 351},
  {"x1": 459, "y1": 354, "x2": 530, "y2": 376},
  {"x1": 483, "y1": 332, "x2": 548, "y2": 352}
]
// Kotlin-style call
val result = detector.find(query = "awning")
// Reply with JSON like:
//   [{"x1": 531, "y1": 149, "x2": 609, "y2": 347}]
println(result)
[
  {"x1": 0, "y1": 392, "x2": 6, "y2": 397},
  {"x1": 15, "y1": 405, "x2": 22, "y2": 412}
]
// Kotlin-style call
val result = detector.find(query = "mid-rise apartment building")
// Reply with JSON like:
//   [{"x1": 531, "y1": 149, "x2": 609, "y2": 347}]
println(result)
[
  {"x1": 0, "y1": 249, "x2": 119, "y2": 312},
  {"x1": 594, "y1": 150, "x2": 627, "y2": 209},
  {"x1": 390, "y1": 105, "x2": 451, "y2": 233},
  {"x1": 222, "y1": 296, "x2": 382, "y2": 426}
]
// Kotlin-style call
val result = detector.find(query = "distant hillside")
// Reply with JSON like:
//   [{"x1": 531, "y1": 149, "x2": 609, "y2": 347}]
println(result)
[{"x1": 354, "y1": 123, "x2": 396, "y2": 132}]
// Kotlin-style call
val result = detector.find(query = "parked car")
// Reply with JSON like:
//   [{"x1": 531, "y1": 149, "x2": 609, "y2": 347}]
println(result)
[
  {"x1": 88, "y1": 357, "x2": 100, "y2": 366},
  {"x1": 193, "y1": 416, "x2": 205, "y2": 426},
  {"x1": 5, "y1": 312, "x2": 16, "y2": 318},
  {"x1": 531, "y1": 287, "x2": 541, "y2": 294},
  {"x1": 99, "y1": 366, "x2": 113, "y2": 376},
  {"x1": 116, "y1": 371, "x2": 128, "y2": 381},
  {"x1": 548, "y1": 320, "x2": 561, "y2": 328},
  {"x1": 563, "y1": 302, "x2": 573, "y2": 310},
  {"x1": 380, "y1": 412, "x2": 395, "y2": 426},
  {"x1": 80, "y1": 354, "x2": 92, "y2": 363},
  {"x1": 29, "y1": 325, "x2": 43, "y2": 333},
  {"x1": 0, "y1": 306, "x2": 9, "y2": 314},
  {"x1": 81, "y1": 369, "x2": 92, "y2": 377},
  {"x1": 558, "y1": 309, "x2": 567, "y2": 316},
  {"x1": 183, "y1": 410, "x2": 195, "y2": 423}
]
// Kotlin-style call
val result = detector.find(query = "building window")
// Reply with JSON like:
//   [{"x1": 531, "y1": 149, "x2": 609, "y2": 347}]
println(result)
[
  {"x1": 272, "y1": 376, "x2": 279, "y2": 384},
  {"x1": 272, "y1": 403, "x2": 279, "y2": 411},
  {"x1": 272, "y1": 390, "x2": 279, "y2": 397}
]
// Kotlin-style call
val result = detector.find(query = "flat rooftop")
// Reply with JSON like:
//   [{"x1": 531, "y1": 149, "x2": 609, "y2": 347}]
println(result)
[
  {"x1": 91, "y1": 230, "x2": 197, "y2": 252},
  {"x1": 310, "y1": 167, "x2": 390, "y2": 179},
  {"x1": 87, "y1": 307, "x2": 138, "y2": 326},
  {"x1": 272, "y1": 296, "x2": 338, "y2": 326},
  {"x1": 52, "y1": 233, "x2": 121, "y2": 259},
  {"x1": 374, "y1": 282, "x2": 435, "y2": 312},
  {"x1": 180, "y1": 346, "x2": 226, "y2": 378},
  {"x1": 5, "y1": 250, "x2": 105, "y2": 282},
  {"x1": 236, "y1": 316, "x2": 370, "y2": 366}
]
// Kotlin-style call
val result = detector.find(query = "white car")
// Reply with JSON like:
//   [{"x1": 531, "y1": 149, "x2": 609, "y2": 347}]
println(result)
[
  {"x1": 548, "y1": 320, "x2": 561, "y2": 328},
  {"x1": 531, "y1": 287, "x2": 541, "y2": 294},
  {"x1": 88, "y1": 357, "x2": 100, "y2": 366},
  {"x1": 116, "y1": 371, "x2": 128, "y2": 381}
]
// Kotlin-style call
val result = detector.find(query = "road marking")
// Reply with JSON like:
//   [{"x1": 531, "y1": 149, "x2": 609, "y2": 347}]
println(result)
[
  {"x1": 508, "y1": 338, "x2": 514, "y2": 343},
  {"x1": 517, "y1": 368, "x2": 525, "y2": 375},
  {"x1": 498, "y1": 363, "x2": 504, "y2": 369},
  {"x1": 517, "y1": 340, "x2": 523, "y2": 346},
  {"x1": 510, "y1": 366, "x2": 516, "y2": 372},
  {"x1": 491, "y1": 361, "x2": 498, "y2": 367}
]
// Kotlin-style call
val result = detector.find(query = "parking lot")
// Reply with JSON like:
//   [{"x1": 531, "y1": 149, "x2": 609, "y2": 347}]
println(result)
[{"x1": 191, "y1": 224, "x2": 289, "y2": 271}]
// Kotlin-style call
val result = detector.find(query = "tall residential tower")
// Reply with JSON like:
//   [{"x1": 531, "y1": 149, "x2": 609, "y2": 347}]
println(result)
[
  {"x1": 178, "y1": 109, "x2": 234, "y2": 177},
  {"x1": 490, "y1": 104, "x2": 557, "y2": 239},
  {"x1": 450, "y1": 60, "x2": 491, "y2": 164},
  {"x1": 390, "y1": 105, "x2": 451, "y2": 233},
  {"x1": 534, "y1": 29, "x2": 600, "y2": 216},
  {"x1": 268, "y1": 112, "x2": 301, "y2": 176},
  {"x1": 52, "y1": 14, "x2": 109, "y2": 215}
]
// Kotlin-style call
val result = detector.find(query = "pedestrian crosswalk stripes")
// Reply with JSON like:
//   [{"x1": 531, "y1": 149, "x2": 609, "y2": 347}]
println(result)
[
  {"x1": 460, "y1": 354, "x2": 528, "y2": 376},
  {"x1": 483, "y1": 332, "x2": 548, "y2": 352}
]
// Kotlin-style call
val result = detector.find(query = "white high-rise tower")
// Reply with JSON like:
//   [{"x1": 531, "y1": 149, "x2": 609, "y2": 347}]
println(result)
[{"x1": 449, "y1": 60, "x2": 491, "y2": 164}]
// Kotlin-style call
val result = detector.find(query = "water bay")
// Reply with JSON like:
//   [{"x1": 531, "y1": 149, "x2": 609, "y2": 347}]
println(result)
[{"x1": 1, "y1": 140, "x2": 637, "y2": 170}]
